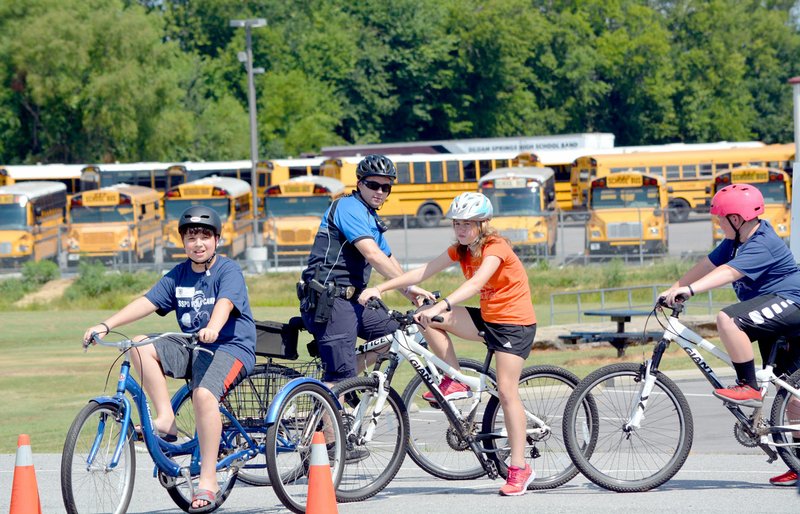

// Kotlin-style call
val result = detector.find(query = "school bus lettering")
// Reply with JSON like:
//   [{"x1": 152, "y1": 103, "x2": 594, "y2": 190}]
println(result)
[
  {"x1": 731, "y1": 170, "x2": 768, "y2": 183},
  {"x1": 283, "y1": 182, "x2": 314, "y2": 194},
  {"x1": 494, "y1": 178, "x2": 527, "y2": 189},
  {"x1": 606, "y1": 174, "x2": 642, "y2": 187},
  {"x1": 0, "y1": 194, "x2": 14, "y2": 204},
  {"x1": 83, "y1": 190, "x2": 120, "y2": 206},
  {"x1": 181, "y1": 186, "x2": 213, "y2": 196}
]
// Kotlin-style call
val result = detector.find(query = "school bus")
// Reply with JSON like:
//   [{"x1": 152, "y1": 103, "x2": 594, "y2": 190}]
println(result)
[
  {"x1": 478, "y1": 166, "x2": 558, "y2": 257},
  {"x1": 66, "y1": 184, "x2": 163, "y2": 264},
  {"x1": 585, "y1": 171, "x2": 669, "y2": 256},
  {"x1": 1, "y1": 164, "x2": 83, "y2": 195},
  {"x1": 571, "y1": 143, "x2": 791, "y2": 222},
  {"x1": 256, "y1": 158, "x2": 322, "y2": 200},
  {"x1": 162, "y1": 176, "x2": 254, "y2": 260},
  {"x1": 320, "y1": 152, "x2": 517, "y2": 228},
  {"x1": 0, "y1": 181, "x2": 67, "y2": 263},
  {"x1": 711, "y1": 167, "x2": 791, "y2": 244},
  {"x1": 79, "y1": 162, "x2": 173, "y2": 191},
  {"x1": 262, "y1": 175, "x2": 345, "y2": 259}
]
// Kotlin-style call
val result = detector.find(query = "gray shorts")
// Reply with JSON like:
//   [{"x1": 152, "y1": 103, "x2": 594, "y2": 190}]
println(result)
[{"x1": 153, "y1": 334, "x2": 246, "y2": 401}]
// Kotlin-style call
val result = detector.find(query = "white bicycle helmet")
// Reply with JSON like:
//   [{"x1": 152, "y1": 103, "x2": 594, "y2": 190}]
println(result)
[{"x1": 446, "y1": 192, "x2": 493, "y2": 221}]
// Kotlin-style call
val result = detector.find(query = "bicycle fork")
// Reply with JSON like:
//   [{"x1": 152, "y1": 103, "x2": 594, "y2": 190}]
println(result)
[{"x1": 624, "y1": 338, "x2": 669, "y2": 432}]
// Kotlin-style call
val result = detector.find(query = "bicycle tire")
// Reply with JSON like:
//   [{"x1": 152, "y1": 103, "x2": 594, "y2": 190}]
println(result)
[
  {"x1": 224, "y1": 363, "x2": 303, "y2": 486},
  {"x1": 402, "y1": 358, "x2": 494, "y2": 480},
  {"x1": 162, "y1": 388, "x2": 238, "y2": 512},
  {"x1": 482, "y1": 365, "x2": 597, "y2": 490},
  {"x1": 770, "y1": 367, "x2": 800, "y2": 473},
  {"x1": 563, "y1": 363, "x2": 693, "y2": 492},
  {"x1": 61, "y1": 401, "x2": 136, "y2": 514},
  {"x1": 332, "y1": 375, "x2": 409, "y2": 502},
  {"x1": 265, "y1": 381, "x2": 345, "y2": 514}
]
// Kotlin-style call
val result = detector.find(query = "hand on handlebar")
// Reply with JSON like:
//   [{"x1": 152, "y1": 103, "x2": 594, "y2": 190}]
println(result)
[
  {"x1": 83, "y1": 324, "x2": 110, "y2": 348},
  {"x1": 413, "y1": 301, "x2": 447, "y2": 329},
  {"x1": 196, "y1": 327, "x2": 219, "y2": 344},
  {"x1": 358, "y1": 287, "x2": 382, "y2": 306},
  {"x1": 403, "y1": 285, "x2": 435, "y2": 307},
  {"x1": 657, "y1": 286, "x2": 691, "y2": 307}
]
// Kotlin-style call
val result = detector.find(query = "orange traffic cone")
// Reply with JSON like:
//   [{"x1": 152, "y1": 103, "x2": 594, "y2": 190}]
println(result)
[
  {"x1": 306, "y1": 431, "x2": 338, "y2": 514},
  {"x1": 10, "y1": 434, "x2": 42, "y2": 514}
]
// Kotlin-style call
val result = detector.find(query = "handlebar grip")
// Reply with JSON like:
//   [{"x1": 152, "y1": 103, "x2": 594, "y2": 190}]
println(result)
[{"x1": 431, "y1": 315, "x2": 444, "y2": 323}]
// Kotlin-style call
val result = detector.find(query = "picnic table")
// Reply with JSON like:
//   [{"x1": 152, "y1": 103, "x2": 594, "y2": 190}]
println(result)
[{"x1": 559, "y1": 308, "x2": 662, "y2": 357}]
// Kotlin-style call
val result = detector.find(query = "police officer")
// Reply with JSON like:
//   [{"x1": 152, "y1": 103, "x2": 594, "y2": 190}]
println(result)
[{"x1": 299, "y1": 154, "x2": 431, "y2": 384}]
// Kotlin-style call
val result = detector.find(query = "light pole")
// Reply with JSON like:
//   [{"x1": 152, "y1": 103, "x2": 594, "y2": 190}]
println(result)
[
  {"x1": 230, "y1": 18, "x2": 267, "y2": 270},
  {"x1": 789, "y1": 76, "x2": 800, "y2": 261}
]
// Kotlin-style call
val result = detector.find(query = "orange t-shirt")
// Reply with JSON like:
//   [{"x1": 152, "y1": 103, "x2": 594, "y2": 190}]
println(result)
[{"x1": 446, "y1": 237, "x2": 536, "y2": 325}]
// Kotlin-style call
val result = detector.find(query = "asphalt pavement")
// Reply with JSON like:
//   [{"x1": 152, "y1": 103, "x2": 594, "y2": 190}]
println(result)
[{"x1": 2, "y1": 374, "x2": 798, "y2": 513}]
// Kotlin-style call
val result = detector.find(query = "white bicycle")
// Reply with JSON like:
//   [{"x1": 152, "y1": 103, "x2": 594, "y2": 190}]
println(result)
[{"x1": 562, "y1": 298, "x2": 800, "y2": 492}]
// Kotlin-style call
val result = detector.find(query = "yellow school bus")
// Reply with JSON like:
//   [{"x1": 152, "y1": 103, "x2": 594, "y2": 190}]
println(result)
[
  {"x1": 163, "y1": 176, "x2": 254, "y2": 260},
  {"x1": 478, "y1": 166, "x2": 558, "y2": 257},
  {"x1": 0, "y1": 164, "x2": 83, "y2": 195},
  {"x1": 320, "y1": 152, "x2": 516, "y2": 228},
  {"x1": 586, "y1": 171, "x2": 669, "y2": 256},
  {"x1": 711, "y1": 167, "x2": 791, "y2": 244},
  {"x1": 66, "y1": 184, "x2": 163, "y2": 263},
  {"x1": 572, "y1": 143, "x2": 791, "y2": 222},
  {"x1": 0, "y1": 181, "x2": 67, "y2": 263},
  {"x1": 263, "y1": 175, "x2": 345, "y2": 259}
]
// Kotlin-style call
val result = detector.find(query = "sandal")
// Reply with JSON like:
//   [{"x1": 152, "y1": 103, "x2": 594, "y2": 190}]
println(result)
[
  {"x1": 188, "y1": 488, "x2": 220, "y2": 513},
  {"x1": 132, "y1": 424, "x2": 178, "y2": 443}
]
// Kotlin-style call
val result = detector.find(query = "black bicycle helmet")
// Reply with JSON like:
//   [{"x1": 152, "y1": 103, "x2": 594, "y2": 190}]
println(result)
[
  {"x1": 356, "y1": 154, "x2": 397, "y2": 180},
  {"x1": 178, "y1": 206, "x2": 222, "y2": 236}
]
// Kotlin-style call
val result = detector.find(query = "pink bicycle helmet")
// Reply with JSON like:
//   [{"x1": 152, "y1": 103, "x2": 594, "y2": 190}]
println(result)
[{"x1": 710, "y1": 183, "x2": 764, "y2": 221}]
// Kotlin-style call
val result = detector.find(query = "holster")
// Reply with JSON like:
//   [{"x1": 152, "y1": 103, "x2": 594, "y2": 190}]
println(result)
[{"x1": 314, "y1": 282, "x2": 336, "y2": 324}]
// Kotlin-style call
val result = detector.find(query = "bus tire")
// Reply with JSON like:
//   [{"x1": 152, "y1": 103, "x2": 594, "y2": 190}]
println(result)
[
  {"x1": 668, "y1": 199, "x2": 690, "y2": 223},
  {"x1": 416, "y1": 203, "x2": 442, "y2": 228}
]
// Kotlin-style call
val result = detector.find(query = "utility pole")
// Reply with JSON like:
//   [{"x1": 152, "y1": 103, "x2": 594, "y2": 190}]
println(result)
[{"x1": 789, "y1": 76, "x2": 800, "y2": 261}]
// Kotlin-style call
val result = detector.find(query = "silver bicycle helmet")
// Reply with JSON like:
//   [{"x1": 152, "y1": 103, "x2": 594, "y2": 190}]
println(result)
[
  {"x1": 356, "y1": 154, "x2": 397, "y2": 180},
  {"x1": 446, "y1": 192, "x2": 493, "y2": 221}
]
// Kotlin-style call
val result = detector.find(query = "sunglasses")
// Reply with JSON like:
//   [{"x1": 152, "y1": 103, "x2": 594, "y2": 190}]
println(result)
[{"x1": 361, "y1": 179, "x2": 392, "y2": 193}]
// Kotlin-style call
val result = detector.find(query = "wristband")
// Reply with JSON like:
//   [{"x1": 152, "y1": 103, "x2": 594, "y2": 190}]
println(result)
[
  {"x1": 99, "y1": 322, "x2": 110, "y2": 333},
  {"x1": 443, "y1": 298, "x2": 452, "y2": 311},
  {"x1": 687, "y1": 285, "x2": 695, "y2": 297}
]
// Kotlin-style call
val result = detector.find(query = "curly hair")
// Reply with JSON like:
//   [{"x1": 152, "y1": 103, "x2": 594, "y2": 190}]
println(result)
[{"x1": 453, "y1": 221, "x2": 510, "y2": 261}]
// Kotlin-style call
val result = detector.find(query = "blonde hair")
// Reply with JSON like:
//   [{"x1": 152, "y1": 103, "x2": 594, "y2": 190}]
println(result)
[{"x1": 453, "y1": 220, "x2": 510, "y2": 260}]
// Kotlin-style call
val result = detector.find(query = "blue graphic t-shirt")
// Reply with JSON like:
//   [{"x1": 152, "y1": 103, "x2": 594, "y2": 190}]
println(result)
[
  {"x1": 145, "y1": 256, "x2": 256, "y2": 372},
  {"x1": 708, "y1": 220, "x2": 800, "y2": 304}
]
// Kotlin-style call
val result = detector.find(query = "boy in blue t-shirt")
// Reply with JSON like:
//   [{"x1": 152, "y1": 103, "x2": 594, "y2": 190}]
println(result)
[
  {"x1": 660, "y1": 183, "x2": 800, "y2": 487},
  {"x1": 82, "y1": 206, "x2": 256, "y2": 512}
]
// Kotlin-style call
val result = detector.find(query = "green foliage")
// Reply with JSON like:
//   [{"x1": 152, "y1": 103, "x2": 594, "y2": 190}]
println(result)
[
  {"x1": 21, "y1": 259, "x2": 60, "y2": 285},
  {"x1": 60, "y1": 261, "x2": 158, "y2": 309}
]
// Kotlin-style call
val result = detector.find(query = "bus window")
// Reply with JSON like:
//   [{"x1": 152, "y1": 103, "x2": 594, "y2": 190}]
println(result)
[
  {"x1": 463, "y1": 161, "x2": 477, "y2": 182},
  {"x1": 66, "y1": 185, "x2": 162, "y2": 264},
  {"x1": 412, "y1": 162, "x2": 427, "y2": 183},
  {"x1": 477, "y1": 160, "x2": 493, "y2": 177},
  {"x1": 682, "y1": 164, "x2": 697, "y2": 178},
  {"x1": 0, "y1": 181, "x2": 67, "y2": 263},
  {"x1": 446, "y1": 161, "x2": 460, "y2": 182},
  {"x1": 429, "y1": 161, "x2": 443, "y2": 183},
  {"x1": 396, "y1": 162, "x2": 411, "y2": 184},
  {"x1": 699, "y1": 163, "x2": 713, "y2": 177}
]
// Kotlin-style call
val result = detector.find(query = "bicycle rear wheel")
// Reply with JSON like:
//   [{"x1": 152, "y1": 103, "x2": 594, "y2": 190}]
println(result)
[
  {"x1": 482, "y1": 365, "x2": 596, "y2": 490},
  {"x1": 332, "y1": 375, "x2": 409, "y2": 502},
  {"x1": 224, "y1": 363, "x2": 302, "y2": 486},
  {"x1": 266, "y1": 381, "x2": 345, "y2": 514},
  {"x1": 402, "y1": 358, "x2": 492, "y2": 480},
  {"x1": 563, "y1": 363, "x2": 693, "y2": 492},
  {"x1": 61, "y1": 401, "x2": 135, "y2": 514},
  {"x1": 770, "y1": 368, "x2": 800, "y2": 473}
]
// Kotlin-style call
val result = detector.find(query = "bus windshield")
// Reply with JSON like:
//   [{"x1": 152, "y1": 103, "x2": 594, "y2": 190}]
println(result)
[
  {"x1": 164, "y1": 199, "x2": 231, "y2": 221},
  {"x1": 482, "y1": 187, "x2": 544, "y2": 216},
  {"x1": 590, "y1": 186, "x2": 660, "y2": 209},
  {"x1": 0, "y1": 204, "x2": 27, "y2": 229},
  {"x1": 71, "y1": 205, "x2": 135, "y2": 223},
  {"x1": 266, "y1": 196, "x2": 331, "y2": 217},
  {"x1": 752, "y1": 181, "x2": 787, "y2": 204}
]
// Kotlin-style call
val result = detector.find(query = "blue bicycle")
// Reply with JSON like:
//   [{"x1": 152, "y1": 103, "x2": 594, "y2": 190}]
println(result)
[{"x1": 60, "y1": 330, "x2": 344, "y2": 514}]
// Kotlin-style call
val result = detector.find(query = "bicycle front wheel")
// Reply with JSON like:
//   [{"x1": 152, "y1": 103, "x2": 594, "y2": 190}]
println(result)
[
  {"x1": 266, "y1": 381, "x2": 345, "y2": 514},
  {"x1": 482, "y1": 365, "x2": 595, "y2": 490},
  {"x1": 333, "y1": 375, "x2": 409, "y2": 502},
  {"x1": 770, "y1": 367, "x2": 800, "y2": 473},
  {"x1": 563, "y1": 363, "x2": 693, "y2": 492},
  {"x1": 61, "y1": 401, "x2": 135, "y2": 514},
  {"x1": 402, "y1": 358, "x2": 492, "y2": 480}
]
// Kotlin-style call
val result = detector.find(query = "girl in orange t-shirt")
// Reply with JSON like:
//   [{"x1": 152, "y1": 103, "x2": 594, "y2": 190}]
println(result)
[{"x1": 359, "y1": 192, "x2": 537, "y2": 496}]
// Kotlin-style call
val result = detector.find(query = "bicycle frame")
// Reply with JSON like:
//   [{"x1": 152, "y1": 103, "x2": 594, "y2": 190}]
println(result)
[{"x1": 625, "y1": 307, "x2": 800, "y2": 458}]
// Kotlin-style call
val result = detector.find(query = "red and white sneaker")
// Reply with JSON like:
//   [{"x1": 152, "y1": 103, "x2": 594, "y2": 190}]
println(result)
[
  {"x1": 712, "y1": 382, "x2": 762, "y2": 407},
  {"x1": 499, "y1": 464, "x2": 535, "y2": 496},
  {"x1": 769, "y1": 470, "x2": 797, "y2": 486},
  {"x1": 421, "y1": 377, "x2": 471, "y2": 403}
]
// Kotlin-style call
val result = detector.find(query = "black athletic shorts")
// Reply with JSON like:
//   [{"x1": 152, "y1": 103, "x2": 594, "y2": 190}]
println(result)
[
  {"x1": 721, "y1": 294, "x2": 800, "y2": 376},
  {"x1": 466, "y1": 307, "x2": 535, "y2": 360}
]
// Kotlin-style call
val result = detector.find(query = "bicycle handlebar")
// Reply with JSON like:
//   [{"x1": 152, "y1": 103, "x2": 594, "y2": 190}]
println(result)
[
  {"x1": 86, "y1": 331, "x2": 205, "y2": 353},
  {"x1": 365, "y1": 297, "x2": 445, "y2": 326},
  {"x1": 657, "y1": 296, "x2": 686, "y2": 315}
]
